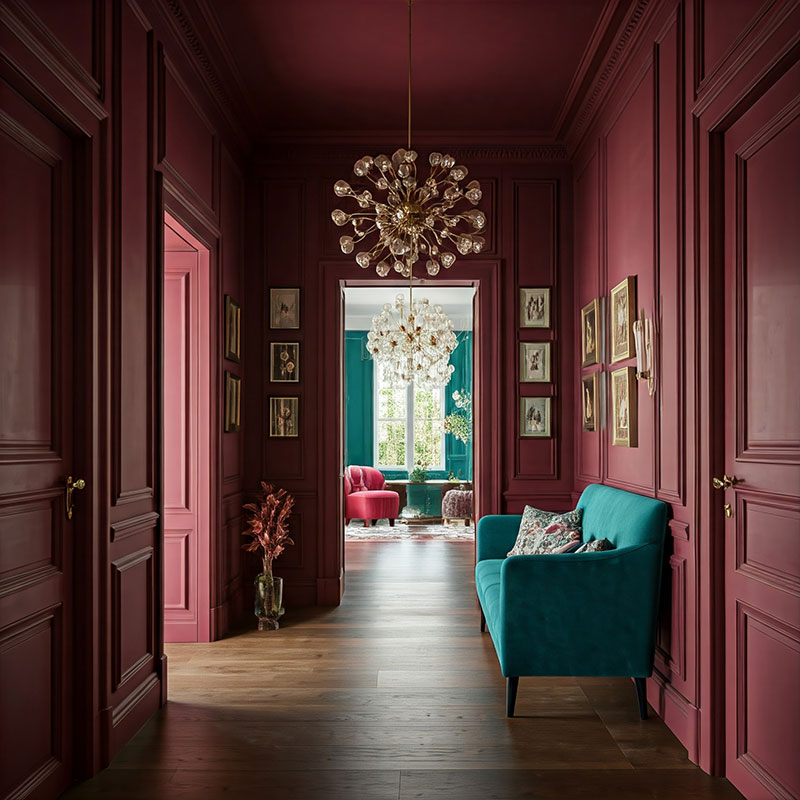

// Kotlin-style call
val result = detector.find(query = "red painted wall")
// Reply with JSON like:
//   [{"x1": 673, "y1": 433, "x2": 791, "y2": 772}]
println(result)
[
  {"x1": 567, "y1": 0, "x2": 800, "y2": 785},
  {"x1": 0, "y1": 0, "x2": 249, "y2": 783},
  {"x1": 245, "y1": 151, "x2": 576, "y2": 606}
]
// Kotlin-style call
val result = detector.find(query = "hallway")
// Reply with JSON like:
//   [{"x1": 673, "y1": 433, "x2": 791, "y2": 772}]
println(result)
[{"x1": 64, "y1": 542, "x2": 742, "y2": 799}]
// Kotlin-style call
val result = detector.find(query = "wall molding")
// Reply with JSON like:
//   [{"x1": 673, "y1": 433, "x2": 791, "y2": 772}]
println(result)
[
  {"x1": 258, "y1": 142, "x2": 570, "y2": 165},
  {"x1": 565, "y1": 0, "x2": 653, "y2": 154}
]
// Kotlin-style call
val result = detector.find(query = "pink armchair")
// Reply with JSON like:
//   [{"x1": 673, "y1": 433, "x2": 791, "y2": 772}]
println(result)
[{"x1": 344, "y1": 465, "x2": 400, "y2": 527}]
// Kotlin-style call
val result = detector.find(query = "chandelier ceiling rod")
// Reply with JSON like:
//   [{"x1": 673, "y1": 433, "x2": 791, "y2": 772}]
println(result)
[
  {"x1": 407, "y1": 0, "x2": 412, "y2": 151},
  {"x1": 331, "y1": 0, "x2": 487, "y2": 283}
]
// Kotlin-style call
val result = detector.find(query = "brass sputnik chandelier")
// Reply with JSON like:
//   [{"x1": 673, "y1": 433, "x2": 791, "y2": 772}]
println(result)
[{"x1": 332, "y1": 0, "x2": 487, "y2": 279}]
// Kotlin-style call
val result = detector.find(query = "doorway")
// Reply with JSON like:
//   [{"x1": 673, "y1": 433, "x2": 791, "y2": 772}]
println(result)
[
  {"x1": 162, "y1": 214, "x2": 212, "y2": 642},
  {"x1": 717, "y1": 64, "x2": 800, "y2": 798},
  {"x1": 342, "y1": 285, "x2": 476, "y2": 542}
]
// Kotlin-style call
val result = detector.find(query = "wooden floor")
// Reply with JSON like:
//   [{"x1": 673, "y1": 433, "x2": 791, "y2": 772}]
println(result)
[{"x1": 64, "y1": 541, "x2": 743, "y2": 799}]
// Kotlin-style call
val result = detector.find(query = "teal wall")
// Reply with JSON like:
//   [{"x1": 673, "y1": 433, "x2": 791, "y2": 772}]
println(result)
[
  {"x1": 344, "y1": 331, "x2": 373, "y2": 467},
  {"x1": 445, "y1": 332, "x2": 473, "y2": 481},
  {"x1": 344, "y1": 330, "x2": 472, "y2": 480}
]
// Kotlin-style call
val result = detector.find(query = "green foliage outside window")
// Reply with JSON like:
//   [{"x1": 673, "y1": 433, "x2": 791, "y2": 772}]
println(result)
[{"x1": 376, "y1": 382, "x2": 445, "y2": 469}]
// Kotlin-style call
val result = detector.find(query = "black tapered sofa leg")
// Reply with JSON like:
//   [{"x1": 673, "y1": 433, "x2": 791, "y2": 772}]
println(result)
[
  {"x1": 506, "y1": 677, "x2": 519, "y2": 717},
  {"x1": 480, "y1": 609, "x2": 486, "y2": 632},
  {"x1": 634, "y1": 677, "x2": 648, "y2": 720}
]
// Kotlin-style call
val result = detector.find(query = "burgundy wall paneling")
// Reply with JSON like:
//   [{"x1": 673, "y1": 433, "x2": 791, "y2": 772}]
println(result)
[
  {"x1": 569, "y1": 0, "x2": 800, "y2": 785},
  {"x1": 1, "y1": 0, "x2": 250, "y2": 784},
  {"x1": 253, "y1": 155, "x2": 574, "y2": 608},
  {"x1": 570, "y1": 0, "x2": 698, "y2": 766}
]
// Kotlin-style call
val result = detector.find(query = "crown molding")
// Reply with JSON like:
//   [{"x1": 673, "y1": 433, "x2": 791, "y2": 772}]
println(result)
[
  {"x1": 255, "y1": 140, "x2": 570, "y2": 165},
  {"x1": 155, "y1": 0, "x2": 254, "y2": 155},
  {"x1": 562, "y1": 0, "x2": 653, "y2": 154}
]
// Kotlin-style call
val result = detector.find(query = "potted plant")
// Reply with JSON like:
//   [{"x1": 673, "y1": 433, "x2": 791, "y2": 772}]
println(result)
[
  {"x1": 242, "y1": 482, "x2": 295, "y2": 630},
  {"x1": 443, "y1": 389, "x2": 472, "y2": 444}
]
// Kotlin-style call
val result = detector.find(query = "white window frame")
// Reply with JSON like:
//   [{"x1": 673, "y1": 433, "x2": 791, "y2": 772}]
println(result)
[{"x1": 374, "y1": 375, "x2": 446, "y2": 471}]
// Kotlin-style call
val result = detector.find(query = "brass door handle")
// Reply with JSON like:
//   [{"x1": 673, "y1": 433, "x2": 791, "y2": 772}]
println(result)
[
  {"x1": 65, "y1": 476, "x2": 86, "y2": 520},
  {"x1": 712, "y1": 474, "x2": 740, "y2": 490}
]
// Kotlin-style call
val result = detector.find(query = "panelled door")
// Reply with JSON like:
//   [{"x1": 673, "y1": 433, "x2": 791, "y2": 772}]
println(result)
[
  {"x1": 163, "y1": 221, "x2": 210, "y2": 642},
  {"x1": 722, "y1": 63, "x2": 800, "y2": 800},
  {"x1": 0, "y1": 80, "x2": 78, "y2": 797}
]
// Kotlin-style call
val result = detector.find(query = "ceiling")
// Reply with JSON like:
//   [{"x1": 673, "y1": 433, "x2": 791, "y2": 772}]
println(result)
[{"x1": 210, "y1": 0, "x2": 612, "y2": 140}]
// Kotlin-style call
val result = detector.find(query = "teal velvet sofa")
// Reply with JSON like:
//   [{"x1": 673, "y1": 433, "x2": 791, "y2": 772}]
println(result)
[{"x1": 475, "y1": 483, "x2": 667, "y2": 717}]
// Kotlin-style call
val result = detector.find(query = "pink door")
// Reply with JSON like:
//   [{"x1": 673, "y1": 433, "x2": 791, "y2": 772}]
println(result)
[
  {"x1": 163, "y1": 219, "x2": 211, "y2": 642},
  {"x1": 0, "y1": 80, "x2": 76, "y2": 797},
  {"x1": 722, "y1": 64, "x2": 800, "y2": 799}
]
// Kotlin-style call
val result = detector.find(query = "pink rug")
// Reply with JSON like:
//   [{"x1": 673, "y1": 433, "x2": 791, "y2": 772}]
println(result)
[{"x1": 345, "y1": 520, "x2": 474, "y2": 541}]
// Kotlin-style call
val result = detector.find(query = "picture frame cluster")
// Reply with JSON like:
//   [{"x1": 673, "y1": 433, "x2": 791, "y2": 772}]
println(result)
[
  {"x1": 519, "y1": 288, "x2": 552, "y2": 438},
  {"x1": 580, "y1": 275, "x2": 639, "y2": 447},
  {"x1": 224, "y1": 295, "x2": 241, "y2": 433},
  {"x1": 269, "y1": 288, "x2": 301, "y2": 438}
]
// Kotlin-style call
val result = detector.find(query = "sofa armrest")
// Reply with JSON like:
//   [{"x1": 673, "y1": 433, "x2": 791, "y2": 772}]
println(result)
[
  {"x1": 476, "y1": 515, "x2": 521, "y2": 562},
  {"x1": 497, "y1": 544, "x2": 663, "y2": 676}
]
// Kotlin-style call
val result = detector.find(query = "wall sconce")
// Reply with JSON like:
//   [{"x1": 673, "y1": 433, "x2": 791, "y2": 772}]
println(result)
[{"x1": 633, "y1": 309, "x2": 656, "y2": 396}]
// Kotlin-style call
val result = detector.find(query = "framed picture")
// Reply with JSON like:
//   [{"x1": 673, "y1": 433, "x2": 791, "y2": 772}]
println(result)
[
  {"x1": 520, "y1": 342, "x2": 551, "y2": 383},
  {"x1": 270, "y1": 342, "x2": 300, "y2": 383},
  {"x1": 520, "y1": 288, "x2": 550, "y2": 328},
  {"x1": 581, "y1": 373, "x2": 598, "y2": 432},
  {"x1": 581, "y1": 299, "x2": 598, "y2": 367},
  {"x1": 611, "y1": 367, "x2": 637, "y2": 447},
  {"x1": 224, "y1": 372, "x2": 241, "y2": 432},
  {"x1": 520, "y1": 396, "x2": 551, "y2": 437},
  {"x1": 224, "y1": 296, "x2": 241, "y2": 362},
  {"x1": 270, "y1": 288, "x2": 300, "y2": 329},
  {"x1": 610, "y1": 276, "x2": 636, "y2": 362},
  {"x1": 270, "y1": 396, "x2": 299, "y2": 437}
]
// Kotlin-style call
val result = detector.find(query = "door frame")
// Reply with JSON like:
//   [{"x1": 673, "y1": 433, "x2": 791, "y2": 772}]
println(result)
[
  {"x1": 319, "y1": 259, "x2": 502, "y2": 605},
  {"x1": 162, "y1": 211, "x2": 213, "y2": 642},
  {"x1": 695, "y1": 34, "x2": 800, "y2": 777},
  {"x1": 159, "y1": 184, "x2": 220, "y2": 651}
]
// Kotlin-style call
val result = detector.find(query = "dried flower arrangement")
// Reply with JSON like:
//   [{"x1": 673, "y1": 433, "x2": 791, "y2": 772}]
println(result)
[{"x1": 242, "y1": 482, "x2": 295, "y2": 576}]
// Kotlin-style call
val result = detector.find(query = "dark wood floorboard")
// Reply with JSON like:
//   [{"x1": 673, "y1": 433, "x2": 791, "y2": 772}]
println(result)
[{"x1": 63, "y1": 540, "x2": 743, "y2": 799}]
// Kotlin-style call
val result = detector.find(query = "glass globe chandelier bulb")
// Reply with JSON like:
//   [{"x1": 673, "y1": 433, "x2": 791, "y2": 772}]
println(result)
[
  {"x1": 333, "y1": 150, "x2": 488, "y2": 277},
  {"x1": 367, "y1": 293, "x2": 459, "y2": 389}
]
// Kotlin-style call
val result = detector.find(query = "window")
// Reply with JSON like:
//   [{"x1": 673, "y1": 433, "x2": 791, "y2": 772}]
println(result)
[{"x1": 375, "y1": 372, "x2": 445, "y2": 471}]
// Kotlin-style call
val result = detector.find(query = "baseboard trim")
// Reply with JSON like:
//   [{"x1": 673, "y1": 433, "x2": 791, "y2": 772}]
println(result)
[{"x1": 648, "y1": 671, "x2": 699, "y2": 764}]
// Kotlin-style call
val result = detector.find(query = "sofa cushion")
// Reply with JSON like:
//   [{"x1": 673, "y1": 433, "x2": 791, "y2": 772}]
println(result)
[
  {"x1": 575, "y1": 538, "x2": 614, "y2": 553},
  {"x1": 508, "y1": 506, "x2": 583, "y2": 556},
  {"x1": 475, "y1": 559, "x2": 504, "y2": 640},
  {"x1": 347, "y1": 466, "x2": 368, "y2": 492}
]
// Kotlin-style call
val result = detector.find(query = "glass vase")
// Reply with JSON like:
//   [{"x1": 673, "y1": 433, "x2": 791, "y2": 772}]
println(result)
[{"x1": 254, "y1": 572, "x2": 284, "y2": 631}]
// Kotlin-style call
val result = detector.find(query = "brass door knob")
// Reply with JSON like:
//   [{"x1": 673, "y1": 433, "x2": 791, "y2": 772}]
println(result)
[
  {"x1": 712, "y1": 474, "x2": 740, "y2": 490},
  {"x1": 65, "y1": 476, "x2": 86, "y2": 520}
]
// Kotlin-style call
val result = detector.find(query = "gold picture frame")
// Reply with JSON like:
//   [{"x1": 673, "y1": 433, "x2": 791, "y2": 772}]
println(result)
[
  {"x1": 610, "y1": 276, "x2": 636, "y2": 362},
  {"x1": 270, "y1": 342, "x2": 300, "y2": 383},
  {"x1": 224, "y1": 296, "x2": 241, "y2": 362},
  {"x1": 611, "y1": 367, "x2": 637, "y2": 447},
  {"x1": 581, "y1": 372, "x2": 598, "y2": 432},
  {"x1": 520, "y1": 287, "x2": 550, "y2": 328},
  {"x1": 520, "y1": 341, "x2": 551, "y2": 383},
  {"x1": 581, "y1": 298, "x2": 598, "y2": 367},
  {"x1": 520, "y1": 396, "x2": 551, "y2": 437},
  {"x1": 224, "y1": 372, "x2": 241, "y2": 432},
  {"x1": 270, "y1": 288, "x2": 300, "y2": 329},
  {"x1": 270, "y1": 396, "x2": 298, "y2": 437}
]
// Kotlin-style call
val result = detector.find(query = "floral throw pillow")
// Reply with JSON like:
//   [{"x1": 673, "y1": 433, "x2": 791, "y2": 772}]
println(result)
[
  {"x1": 508, "y1": 506, "x2": 583, "y2": 556},
  {"x1": 575, "y1": 538, "x2": 614, "y2": 553}
]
